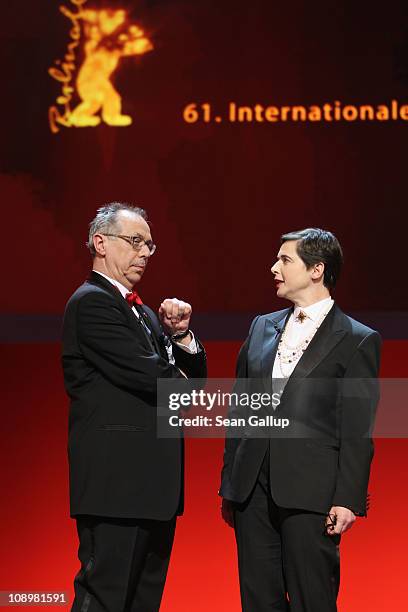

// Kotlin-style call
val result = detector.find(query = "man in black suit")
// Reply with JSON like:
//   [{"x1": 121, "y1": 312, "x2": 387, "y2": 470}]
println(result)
[
  {"x1": 62, "y1": 202, "x2": 206, "y2": 612},
  {"x1": 220, "y1": 228, "x2": 381, "y2": 611}
]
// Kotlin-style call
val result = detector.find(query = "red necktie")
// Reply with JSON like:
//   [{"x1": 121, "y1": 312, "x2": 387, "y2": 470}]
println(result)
[{"x1": 125, "y1": 290, "x2": 144, "y2": 307}]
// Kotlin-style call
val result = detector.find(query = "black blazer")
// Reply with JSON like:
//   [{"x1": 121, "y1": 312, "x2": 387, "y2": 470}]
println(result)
[
  {"x1": 220, "y1": 304, "x2": 381, "y2": 516},
  {"x1": 62, "y1": 272, "x2": 207, "y2": 520}
]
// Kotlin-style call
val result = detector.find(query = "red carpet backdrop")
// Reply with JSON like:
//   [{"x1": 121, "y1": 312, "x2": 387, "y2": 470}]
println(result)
[{"x1": 1, "y1": 0, "x2": 407, "y2": 609}]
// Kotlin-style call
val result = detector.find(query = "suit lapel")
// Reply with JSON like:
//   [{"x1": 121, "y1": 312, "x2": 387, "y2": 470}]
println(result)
[
  {"x1": 139, "y1": 305, "x2": 167, "y2": 359},
  {"x1": 290, "y1": 304, "x2": 346, "y2": 378},
  {"x1": 261, "y1": 308, "x2": 292, "y2": 380},
  {"x1": 280, "y1": 303, "x2": 347, "y2": 400},
  {"x1": 87, "y1": 272, "x2": 160, "y2": 355},
  {"x1": 88, "y1": 271, "x2": 130, "y2": 310}
]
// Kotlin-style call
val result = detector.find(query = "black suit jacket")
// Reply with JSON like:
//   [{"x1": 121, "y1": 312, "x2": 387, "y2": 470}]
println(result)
[
  {"x1": 62, "y1": 272, "x2": 207, "y2": 520},
  {"x1": 220, "y1": 304, "x2": 381, "y2": 516}
]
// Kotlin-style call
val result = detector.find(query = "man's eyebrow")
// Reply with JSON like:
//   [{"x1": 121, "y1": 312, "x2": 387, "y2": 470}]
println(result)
[
  {"x1": 277, "y1": 253, "x2": 293, "y2": 261},
  {"x1": 131, "y1": 232, "x2": 151, "y2": 239}
]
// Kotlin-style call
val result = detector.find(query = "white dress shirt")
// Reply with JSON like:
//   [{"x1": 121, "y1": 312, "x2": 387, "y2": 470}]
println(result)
[
  {"x1": 272, "y1": 296, "x2": 334, "y2": 380},
  {"x1": 92, "y1": 271, "x2": 198, "y2": 358}
]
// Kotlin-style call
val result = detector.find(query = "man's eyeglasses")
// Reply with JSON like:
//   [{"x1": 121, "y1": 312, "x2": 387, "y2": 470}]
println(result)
[{"x1": 102, "y1": 233, "x2": 156, "y2": 255}]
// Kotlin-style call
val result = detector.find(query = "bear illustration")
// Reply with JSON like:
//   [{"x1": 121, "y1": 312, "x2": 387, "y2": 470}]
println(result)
[{"x1": 68, "y1": 9, "x2": 153, "y2": 127}]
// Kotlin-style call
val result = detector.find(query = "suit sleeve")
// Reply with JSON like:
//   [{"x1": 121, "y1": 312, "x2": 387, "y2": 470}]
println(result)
[
  {"x1": 220, "y1": 316, "x2": 259, "y2": 496},
  {"x1": 332, "y1": 331, "x2": 382, "y2": 516},
  {"x1": 141, "y1": 304, "x2": 207, "y2": 380},
  {"x1": 172, "y1": 339, "x2": 207, "y2": 379},
  {"x1": 76, "y1": 291, "x2": 186, "y2": 395}
]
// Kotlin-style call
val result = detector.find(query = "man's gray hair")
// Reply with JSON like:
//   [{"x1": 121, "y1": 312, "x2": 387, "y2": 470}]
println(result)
[{"x1": 87, "y1": 202, "x2": 147, "y2": 257}]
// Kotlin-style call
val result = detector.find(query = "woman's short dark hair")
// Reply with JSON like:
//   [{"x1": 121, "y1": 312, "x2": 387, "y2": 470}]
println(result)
[{"x1": 281, "y1": 228, "x2": 343, "y2": 289}]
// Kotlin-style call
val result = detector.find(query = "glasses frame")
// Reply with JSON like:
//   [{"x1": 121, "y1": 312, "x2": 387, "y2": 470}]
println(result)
[{"x1": 102, "y1": 233, "x2": 156, "y2": 255}]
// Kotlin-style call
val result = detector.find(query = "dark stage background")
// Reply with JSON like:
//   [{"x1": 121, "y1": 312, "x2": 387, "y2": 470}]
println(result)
[{"x1": 1, "y1": 0, "x2": 407, "y2": 609}]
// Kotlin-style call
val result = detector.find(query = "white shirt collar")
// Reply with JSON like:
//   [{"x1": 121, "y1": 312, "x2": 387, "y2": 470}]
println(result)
[
  {"x1": 293, "y1": 296, "x2": 333, "y2": 323},
  {"x1": 92, "y1": 270, "x2": 131, "y2": 299}
]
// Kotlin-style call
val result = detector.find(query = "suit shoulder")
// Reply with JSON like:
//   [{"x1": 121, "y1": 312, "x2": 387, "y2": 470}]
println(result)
[
  {"x1": 246, "y1": 308, "x2": 291, "y2": 335},
  {"x1": 259, "y1": 307, "x2": 291, "y2": 323},
  {"x1": 64, "y1": 281, "x2": 115, "y2": 312},
  {"x1": 342, "y1": 313, "x2": 380, "y2": 339}
]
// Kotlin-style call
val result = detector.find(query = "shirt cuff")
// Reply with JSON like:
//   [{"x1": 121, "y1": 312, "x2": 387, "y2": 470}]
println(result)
[{"x1": 174, "y1": 331, "x2": 199, "y2": 354}]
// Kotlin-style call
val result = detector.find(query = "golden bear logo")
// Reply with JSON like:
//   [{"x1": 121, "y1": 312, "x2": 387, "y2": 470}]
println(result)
[{"x1": 48, "y1": 1, "x2": 153, "y2": 132}]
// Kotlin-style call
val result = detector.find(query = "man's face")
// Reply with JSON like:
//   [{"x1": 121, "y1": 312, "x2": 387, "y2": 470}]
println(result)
[
  {"x1": 271, "y1": 240, "x2": 314, "y2": 303},
  {"x1": 98, "y1": 211, "x2": 153, "y2": 289}
]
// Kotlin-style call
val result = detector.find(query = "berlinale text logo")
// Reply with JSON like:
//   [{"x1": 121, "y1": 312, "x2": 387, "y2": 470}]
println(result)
[{"x1": 48, "y1": 0, "x2": 153, "y2": 133}]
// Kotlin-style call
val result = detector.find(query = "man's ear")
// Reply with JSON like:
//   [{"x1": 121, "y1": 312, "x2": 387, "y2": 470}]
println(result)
[
  {"x1": 311, "y1": 262, "x2": 325, "y2": 281},
  {"x1": 93, "y1": 233, "x2": 106, "y2": 256}
]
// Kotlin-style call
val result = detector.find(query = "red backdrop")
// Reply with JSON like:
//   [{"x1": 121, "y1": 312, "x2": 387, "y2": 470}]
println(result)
[{"x1": 0, "y1": 340, "x2": 406, "y2": 610}]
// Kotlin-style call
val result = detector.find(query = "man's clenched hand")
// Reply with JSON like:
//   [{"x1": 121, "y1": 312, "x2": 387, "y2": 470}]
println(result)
[{"x1": 159, "y1": 298, "x2": 192, "y2": 337}]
